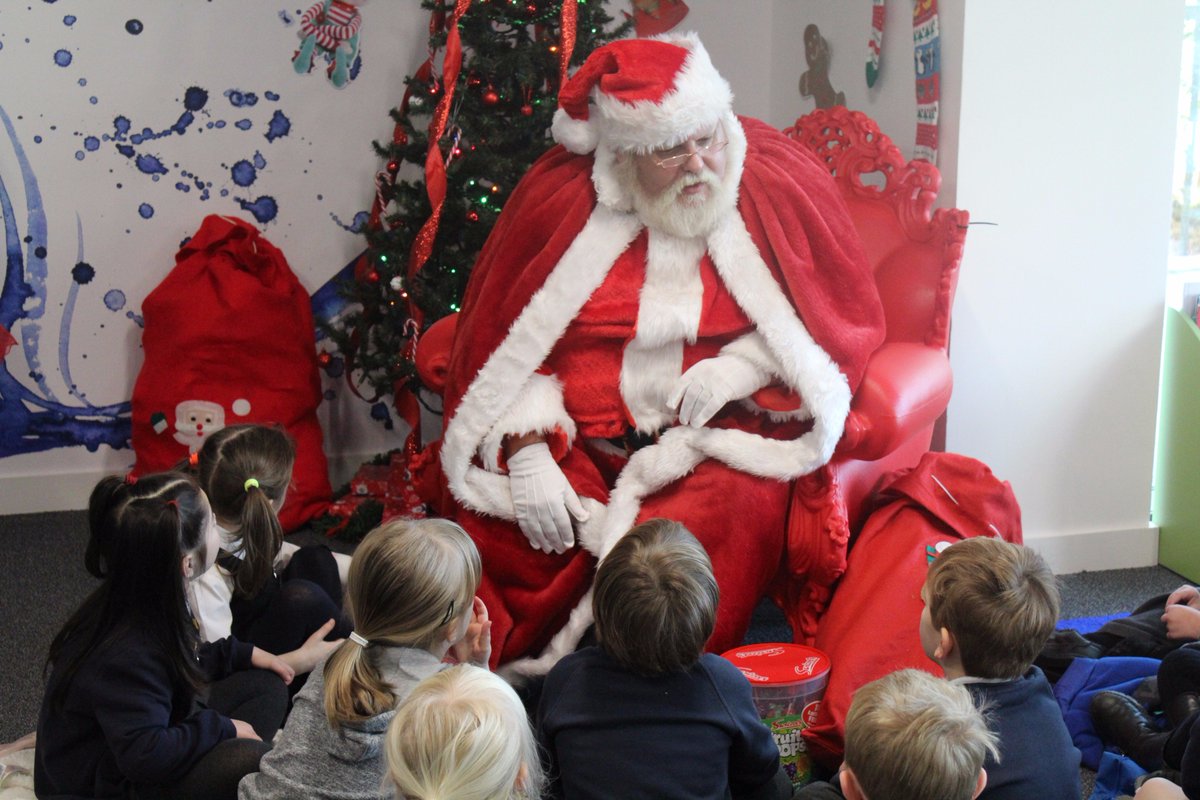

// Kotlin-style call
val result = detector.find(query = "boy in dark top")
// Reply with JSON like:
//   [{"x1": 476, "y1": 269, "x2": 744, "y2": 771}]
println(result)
[
  {"x1": 536, "y1": 518, "x2": 790, "y2": 800},
  {"x1": 918, "y1": 536, "x2": 1081, "y2": 800},
  {"x1": 801, "y1": 537, "x2": 1081, "y2": 800}
]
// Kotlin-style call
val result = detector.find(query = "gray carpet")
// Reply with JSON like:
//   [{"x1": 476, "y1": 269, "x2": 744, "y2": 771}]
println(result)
[{"x1": 0, "y1": 508, "x2": 1188, "y2": 798}]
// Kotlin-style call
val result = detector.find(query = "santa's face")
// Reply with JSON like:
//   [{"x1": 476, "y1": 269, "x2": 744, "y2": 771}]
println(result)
[{"x1": 631, "y1": 123, "x2": 728, "y2": 201}]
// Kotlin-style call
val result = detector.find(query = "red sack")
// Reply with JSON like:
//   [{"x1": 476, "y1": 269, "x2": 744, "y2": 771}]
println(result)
[
  {"x1": 131, "y1": 215, "x2": 331, "y2": 530},
  {"x1": 801, "y1": 452, "x2": 1023, "y2": 771}
]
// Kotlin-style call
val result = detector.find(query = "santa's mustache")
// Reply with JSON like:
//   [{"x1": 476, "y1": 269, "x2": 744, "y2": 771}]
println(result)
[{"x1": 670, "y1": 170, "x2": 722, "y2": 203}]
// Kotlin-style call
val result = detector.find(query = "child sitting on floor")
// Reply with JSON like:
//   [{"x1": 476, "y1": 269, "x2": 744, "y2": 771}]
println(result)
[
  {"x1": 813, "y1": 668, "x2": 997, "y2": 800},
  {"x1": 803, "y1": 536, "x2": 1078, "y2": 799},
  {"x1": 385, "y1": 664, "x2": 544, "y2": 800},
  {"x1": 190, "y1": 424, "x2": 350, "y2": 677},
  {"x1": 239, "y1": 517, "x2": 492, "y2": 800},
  {"x1": 35, "y1": 471, "x2": 294, "y2": 800},
  {"x1": 536, "y1": 518, "x2": 789, "y2": 800},
  {"x1": 920, "y1": 536, "x2": 1081, "y2": 799}
]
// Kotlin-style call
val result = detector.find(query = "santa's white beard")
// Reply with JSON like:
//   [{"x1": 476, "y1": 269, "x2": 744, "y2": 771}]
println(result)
[{"x1": 621, "y1": 163, "x2": 738, "y2": 240}]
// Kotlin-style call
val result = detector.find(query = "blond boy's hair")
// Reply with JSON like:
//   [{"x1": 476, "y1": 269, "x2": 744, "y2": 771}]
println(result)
[
  {"x1": 844, "y1": 669, "x2": 998, "y2": 800},
  {"x1": 592, "y1": 518, "x2": 718, "y2": 676},
  {"x1": 386, "y1": 665, "x2": 544, "y2": 800},
  {"x1": 924, "y1": 537, "x2": 1059, "y2": 680}
]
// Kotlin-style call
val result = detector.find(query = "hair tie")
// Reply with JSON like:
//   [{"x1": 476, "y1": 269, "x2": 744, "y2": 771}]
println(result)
[
  {"x1": 348, "y1": 631, "x2": 370, "y2": 649},
  {"x1": 123, "y1": 472, "x2": 137, "y2": 486},
  {"x1": 243, "y1": 477, "x2": 260, "y2": 492},
  {"x1": 188, "y1": 451, "x2": 200, "y2": 468}
]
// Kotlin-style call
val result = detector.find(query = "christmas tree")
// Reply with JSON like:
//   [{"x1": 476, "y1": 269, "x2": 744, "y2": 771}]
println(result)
[{"x1": 326, "y1": 0, "x2": 630, "y2": 411}]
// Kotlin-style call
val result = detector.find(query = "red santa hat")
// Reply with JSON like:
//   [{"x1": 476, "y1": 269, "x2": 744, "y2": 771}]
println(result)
[{"x1": 552, "y1": 32, "x2": 734, "y2": 155}]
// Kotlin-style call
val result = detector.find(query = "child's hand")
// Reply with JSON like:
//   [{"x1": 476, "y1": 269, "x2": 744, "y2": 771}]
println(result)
[
  {"x1": 1162, "y1": 604, "x2": 1200, "y2": 640},
  {"x1": 1167, "y1": 584, "x2": 1200, "y2": 609},
  {"x1": 280, "y1": 619, "x2": 344, "y2": 675},
  {"x1": 251, "y1": 646, "x2": 296, "y2": 685},
  {"x1": 451, "y1": 596, "x2": 492, "y2": 668},
  {"x1": 232, "y1": 719, "x2": 262, "y2": 741}
]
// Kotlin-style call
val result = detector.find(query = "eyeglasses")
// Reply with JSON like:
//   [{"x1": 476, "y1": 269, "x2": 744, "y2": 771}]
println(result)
[
  {"x1": 652, "y1": 132, "x2": 728, "y2": 170},
  {"x1": 440, "y1": 599, "x2": 456, "y2": 625}
]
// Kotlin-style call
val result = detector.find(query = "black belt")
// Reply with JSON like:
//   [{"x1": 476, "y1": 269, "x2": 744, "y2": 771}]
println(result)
[{"x1": 603, "y1": 426, "x2": 666, "y2": 454}]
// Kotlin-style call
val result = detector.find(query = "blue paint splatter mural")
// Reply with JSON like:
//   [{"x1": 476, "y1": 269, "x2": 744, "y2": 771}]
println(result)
[
  {"x1": 71, "y1": 83, "x2": 292, "y2": 224},
  {"x1": 0, "y1": 1, "x2": 402, "y2": 468},
  {"x1": 0, "y1": 105, "x2": 131, "y2": 457}
]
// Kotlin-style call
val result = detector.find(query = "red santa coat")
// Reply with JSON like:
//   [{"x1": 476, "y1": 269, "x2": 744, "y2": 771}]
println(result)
[{"x1": 437, "y1": 116, "x2": 885, "y2": 674}]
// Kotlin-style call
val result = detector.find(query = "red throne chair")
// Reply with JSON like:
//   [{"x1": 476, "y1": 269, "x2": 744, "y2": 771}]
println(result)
[
  {"x1": 414, "y1": 106, "x2": 968, "y2": 642},
  {"x1": 783, "y1": 107, "x2": 967, "y2": 534}
]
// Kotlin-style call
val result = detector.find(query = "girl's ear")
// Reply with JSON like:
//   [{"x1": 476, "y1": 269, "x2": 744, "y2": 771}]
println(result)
[
  {"x1": 515, "y1": 762, "x2": 529, "y2": 791},
  {"x1": 181, "y1": 554, "x2": 194, "y2": 579}
]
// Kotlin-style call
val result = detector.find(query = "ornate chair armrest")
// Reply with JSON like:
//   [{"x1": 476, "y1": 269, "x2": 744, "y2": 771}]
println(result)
[
  {"x1": 414, "y1": 313, "x2": 459, "y2": 395},
  {"x1": 835, "y1": 342, "x2": 953, "y2": 461}
]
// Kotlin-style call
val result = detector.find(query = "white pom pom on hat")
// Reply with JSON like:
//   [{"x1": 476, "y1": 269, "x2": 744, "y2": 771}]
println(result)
[{"x1": 551, "y1": 32, "x2": 734, "y2": 155}]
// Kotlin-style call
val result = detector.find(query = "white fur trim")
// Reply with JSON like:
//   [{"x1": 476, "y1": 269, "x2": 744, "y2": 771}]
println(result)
[
  {"x1": 552, "y1": 109, "x2": 598, "y2": 156},
  {"x1": 720, "y1": 331, "x2": 783, "y2": 378},
  {"x1": 705, "y1": 213, "x2": 851, "y2": 471},
  {"x1": 594, "y1": 33, "x2": 733, "y2": 153},
  {"x1": 619, "y1": 234, "x2": 705, "y2": 431},
  {"x1": 478, "y1": 373, "x2": 576, "y2": 472},
  {"x1": 441, "y1": 207, "x2": 643, "y2": 519}
]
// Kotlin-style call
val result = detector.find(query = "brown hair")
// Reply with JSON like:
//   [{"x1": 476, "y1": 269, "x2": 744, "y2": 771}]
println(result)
[
  {"x1": 592, "y1": 518, "x2": 718, "y2": 676},
  {"x1": 844, "y1": 669, "x2": 997, "y2": 800},
  {"x1": 323, "y1": 517, "x2": 481, "y2": 728},
  {"x1": 924, "y1": 537, "x2": 1059, "y2": 680},
  {"x1": 195, "y1": 424, "x2": 295, "y2": 598}
]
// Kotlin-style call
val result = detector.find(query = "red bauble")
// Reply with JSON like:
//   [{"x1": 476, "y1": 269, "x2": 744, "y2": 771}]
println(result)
[
  {"x1": 521, "y1": 104, "x2": 533, "y2": 116},
  {"x1": 387, "y1": 160, "x2": 399, "y2": 173},
  {"x1": 396, "y1": 131, "x2": 408, "y2": 146},
  {"x1": 482, "y1": 89, "x2": 499, "y2": 105},
  {"x1": 366, "y1": 270, "x2": 380, "y2": 282},
  {"x1": 467, "y1": 210, "x2": 479, "y2": 222},
  {"x1": 318, "y1": 352, "x2": 332, "y2": 367}
]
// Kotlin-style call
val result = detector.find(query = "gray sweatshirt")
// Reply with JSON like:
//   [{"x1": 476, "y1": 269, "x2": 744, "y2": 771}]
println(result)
[{"x1": 239, "y1": 646, "x2": 447, "y2": 800}]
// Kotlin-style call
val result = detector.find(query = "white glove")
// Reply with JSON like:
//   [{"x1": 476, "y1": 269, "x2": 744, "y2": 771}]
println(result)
[
  {"x1": 669, "y1": 355, "x2": 770, "y2": 428},
  {"x1": 507, "y1": 442, "x2": 587, "y2": 554}
]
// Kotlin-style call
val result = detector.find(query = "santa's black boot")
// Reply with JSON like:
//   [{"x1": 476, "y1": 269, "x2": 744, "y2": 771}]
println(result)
[{"x1": 1091, "y1": 690, "x2": 1167, "y2": 770}]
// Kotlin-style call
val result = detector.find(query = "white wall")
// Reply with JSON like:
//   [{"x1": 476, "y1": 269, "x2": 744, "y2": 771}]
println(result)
[{"x1": 950, "y1": 1, "x2": 1182, "y2": 571}]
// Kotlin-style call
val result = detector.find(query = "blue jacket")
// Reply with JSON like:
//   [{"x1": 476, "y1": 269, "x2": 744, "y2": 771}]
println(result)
[
  {"x1": 1053, "y1": 655, "x2": 1161, "y2": 770},
  {"x1": 964, "y1": 666, "x2": 1080, "y2": 800}
]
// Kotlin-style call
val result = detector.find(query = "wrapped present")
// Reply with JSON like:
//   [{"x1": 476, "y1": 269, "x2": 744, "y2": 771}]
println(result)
[{"x1": 350, "y1": 463, "x2": 390, "y2": 497}]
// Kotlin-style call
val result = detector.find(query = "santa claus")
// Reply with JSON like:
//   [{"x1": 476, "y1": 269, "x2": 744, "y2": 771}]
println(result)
[{"x1": 430, "y1": 33, "x2": 886, "y2": 674}]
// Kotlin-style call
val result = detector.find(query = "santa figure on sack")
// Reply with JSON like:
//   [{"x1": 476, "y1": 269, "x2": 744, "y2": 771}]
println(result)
[{"x1": 431, "y1": 33, "x2": 886, "y2": 674}]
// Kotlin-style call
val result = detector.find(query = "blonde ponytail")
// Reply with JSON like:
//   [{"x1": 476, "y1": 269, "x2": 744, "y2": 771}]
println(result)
[{"x1": 323, "y1": 518, "x2": 481, "y2": 728}]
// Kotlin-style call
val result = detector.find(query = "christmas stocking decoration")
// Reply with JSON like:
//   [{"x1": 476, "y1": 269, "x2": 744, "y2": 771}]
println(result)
[
  {"x1": 864, "y1": 0, "x2": 941, "y2": 164},
  {"x1": 866, "y1": 0, "x2": 885, "y2": 88},
  {"x1": 912, "y1": 0, "x2": 940, "y2": 164}
]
